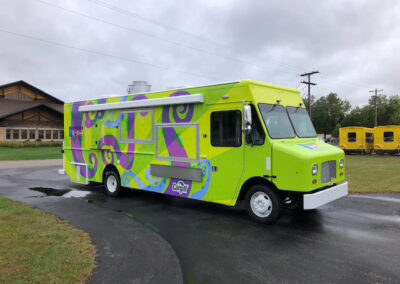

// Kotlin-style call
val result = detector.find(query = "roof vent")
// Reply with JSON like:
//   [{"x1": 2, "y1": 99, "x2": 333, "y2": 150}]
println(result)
[{"x1": 127, "y1": 81, "x2": 151, "y2": 94}]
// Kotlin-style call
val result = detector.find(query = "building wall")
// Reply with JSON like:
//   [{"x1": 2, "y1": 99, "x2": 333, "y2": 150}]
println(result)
[
  {"x1": 0, "y1": 127, "x2": 5, "y2": 142},
  {"x1": 0, "y1": 107, "x2": 63, "y2": 129},
  {"x1": 0, "y1": 83, "x2": 64, "y2": 142},
  {"x1": 0, "y1": 84, "x2": 52, "y2": 102}
]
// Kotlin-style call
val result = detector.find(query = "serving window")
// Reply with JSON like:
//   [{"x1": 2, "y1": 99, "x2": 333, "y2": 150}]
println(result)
[
  {"x1": 120, "y1": 109, "x2": 154, "y2": 144},
  {"x1": 155, "y1": 123, "x2": 199, "y2": 163}
]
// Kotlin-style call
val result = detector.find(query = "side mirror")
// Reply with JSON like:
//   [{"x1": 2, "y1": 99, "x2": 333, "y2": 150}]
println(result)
[{"x1": 243, "y1": 105, "x2": 252, "y2": 134}]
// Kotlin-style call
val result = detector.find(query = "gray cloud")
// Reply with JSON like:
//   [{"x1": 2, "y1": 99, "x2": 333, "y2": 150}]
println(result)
[{"x1": 0, "y1": 0, "x2": 399, "y2": 106}]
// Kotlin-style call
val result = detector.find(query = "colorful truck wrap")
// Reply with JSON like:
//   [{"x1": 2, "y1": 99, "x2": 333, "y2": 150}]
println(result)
[{"x1": 63, "y1": 79, "x2": 348, "y2": 223}]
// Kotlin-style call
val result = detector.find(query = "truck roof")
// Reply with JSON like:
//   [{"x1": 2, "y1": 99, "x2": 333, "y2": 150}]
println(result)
[{"x1": 67, "y1": 79, "x2": 299, "y2": 104}]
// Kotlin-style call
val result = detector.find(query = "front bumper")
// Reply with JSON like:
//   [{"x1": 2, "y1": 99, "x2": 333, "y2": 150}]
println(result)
[{"x1": 303, "y1": 182, "x2": 348, "y2": 210}]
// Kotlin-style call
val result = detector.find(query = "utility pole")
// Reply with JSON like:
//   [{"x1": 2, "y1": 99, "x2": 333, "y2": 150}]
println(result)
[
  {"x1": 369, "y1": 88, "x2": 383, "y2": 127},
  {"x1": 300, "y1": 71, "x2": 319, "y2": 118}
]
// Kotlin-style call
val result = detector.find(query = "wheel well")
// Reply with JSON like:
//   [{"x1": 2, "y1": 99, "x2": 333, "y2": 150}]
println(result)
[
  {"x1": 236, "y1": 177, "x2": 278, "y2": 205},
  {"x1": 102, "y1": 164, "x2": 119, "y2": 183}
]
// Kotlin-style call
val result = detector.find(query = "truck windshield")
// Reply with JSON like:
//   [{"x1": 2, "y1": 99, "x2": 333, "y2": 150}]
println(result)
[
  {"x1": 258, "y1": 103, "x2": 295, "y2": 139},
  {"x1": 286, "y1": 106, "x2": 317, "y2": 138}
]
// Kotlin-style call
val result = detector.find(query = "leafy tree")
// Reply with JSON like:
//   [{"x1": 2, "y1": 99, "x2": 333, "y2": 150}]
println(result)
[{"x1": 310, "y1": 93, "x2": 351, "y2": 136}]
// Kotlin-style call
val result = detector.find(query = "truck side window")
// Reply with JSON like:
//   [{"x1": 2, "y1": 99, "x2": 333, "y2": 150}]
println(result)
[
  {"x1": 384, "y1": 131, "x2": 394, "y2": 142},
  {"x1": 245, "y1": 105, "x2": 265, "y2": 145},
  {"x1": 211, "y1": 110, "x2": 242, "y2": 147},
  {"x1": 347, "y1": 132, "x2": 356, "y2": 142}
]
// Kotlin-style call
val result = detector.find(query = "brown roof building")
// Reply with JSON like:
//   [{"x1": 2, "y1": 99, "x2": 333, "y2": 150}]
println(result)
[{"x1": 0, "y1": 80, "x2": 64, "y2": 142}]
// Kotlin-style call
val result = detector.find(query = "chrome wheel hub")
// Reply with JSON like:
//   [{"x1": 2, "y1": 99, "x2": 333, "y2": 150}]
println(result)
[
  {"x1": 107, "y1": 175, "x2": 117, "y2": 193},
  {"x1": 250, "y1": 191, "x2": 273, "y2": 218}
]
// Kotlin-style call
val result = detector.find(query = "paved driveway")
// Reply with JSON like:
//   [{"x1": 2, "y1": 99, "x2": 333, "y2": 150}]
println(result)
[{"x1": 1, "y1": 164, "x2": 400, "y2": 283}]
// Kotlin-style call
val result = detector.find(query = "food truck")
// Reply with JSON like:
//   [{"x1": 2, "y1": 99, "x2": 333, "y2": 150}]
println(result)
[
  {"x1": 339, "y1": 127, "x2": 374, "y2": 154},
  {"x1": 374, "y1": 125, "x2": 400, "y2": 155},
  {"x1": 62, "y1": 79, "x2": 348, "y2": 223}
]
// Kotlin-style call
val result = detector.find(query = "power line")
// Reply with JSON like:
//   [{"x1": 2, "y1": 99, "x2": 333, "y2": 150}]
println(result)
[
  {"x1": 85, "y1": 0, "x2": 306, "y2": 74},
  {"x1": 369, "y1": 88, "x2": 383, "y2": 126},
  {"x1": 86, "y1": 0, "x2": 373, "y2": 92},
  {"x1": 0, "y1": 27, "x2": 219, "y2": 81},
  {"x1": 300, "y1": 71, "x2": 319, "y2": 118},
  {"x1": 31, "y1": 0, "x2": 242, "y2": 65},
  {"x1": 87, "y1": 0, "x2": 224, "y2": 48},
  {"x1": 30, "y1": 0, "x2": 303, "y2": 79}
]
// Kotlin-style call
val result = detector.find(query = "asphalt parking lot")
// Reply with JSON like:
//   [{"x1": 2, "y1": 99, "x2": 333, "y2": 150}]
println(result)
[{"x1": 1, "y1": 165, "x2": 400, "y2": 283}]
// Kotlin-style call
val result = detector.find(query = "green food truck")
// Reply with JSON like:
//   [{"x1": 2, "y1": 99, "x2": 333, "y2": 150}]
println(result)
[{"x1": 62, "y1": 79, "x2": 348, "y2": 223}]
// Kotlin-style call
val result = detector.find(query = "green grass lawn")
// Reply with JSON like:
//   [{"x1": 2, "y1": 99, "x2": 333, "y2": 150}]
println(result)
[
  {"x1": 0, "y1": 147, "x2": 62, "y2": 161},
  {"x1": 0, "y1": 197, "x2": 96, "y2": 283},
  {"x1": 346, "y1": 155, "x2": 400, "y2": 193}
]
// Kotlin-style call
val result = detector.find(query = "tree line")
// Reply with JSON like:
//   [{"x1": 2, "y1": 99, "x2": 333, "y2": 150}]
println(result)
[{"x1": 303, "y1": 93, "x2": 400, "y2": 137}]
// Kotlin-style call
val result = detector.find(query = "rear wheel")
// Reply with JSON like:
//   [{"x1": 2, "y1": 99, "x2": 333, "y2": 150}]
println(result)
[
  {"x1": 245, "y1": 185, "x2": 282, "y2": 224},
  {"x1": 104, "y1": 171, "x2": 121, "y2": 196}
]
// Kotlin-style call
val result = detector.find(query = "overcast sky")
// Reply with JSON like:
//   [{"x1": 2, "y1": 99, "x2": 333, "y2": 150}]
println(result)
[{"x1": 0, "y1": 0, "x2": 399, "y2": 106}]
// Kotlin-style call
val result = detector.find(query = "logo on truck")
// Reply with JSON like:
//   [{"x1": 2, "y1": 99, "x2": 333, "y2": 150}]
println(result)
[{"x1": 172, "y1": 181, "x2": 189, "y2": 194}]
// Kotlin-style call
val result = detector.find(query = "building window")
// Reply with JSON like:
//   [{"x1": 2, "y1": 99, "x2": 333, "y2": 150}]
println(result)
[
  {"x1": 347, "y1": 132, "x2": 356, "y2": 142},
  {"x1": 384, "y1": 132, "x2": 394, "y2": 142},
  {"x1": 29, "y1": 129, "x2": 35, "y2": 140},
  {"x1": 21, "y1": 129, "x2": 27, "y2": 140},
  {"x1": 38, "y1": 130, "x2": 44, "y2": 140},
  {"x1": 53, "y1": 130, "x2": 58, "y2": 140},
  {"x1": 6, "y1": 93, "x2": 18, "y2": 100},
  {"x1": 13, "y1": 129, "x2": 19, "y2": 140},
  {"x1": 6, "y1": 129, "x2": 11, "y2": 140},
  {"x1": 211, "y1": 110, "x2": 242, "y2": 147},
  {"x1": 19, "y1": 93, "x2": 32, "y2": 101},
  {"x1": 60, "y1": 130, "x2": 64, "y2": 139},
  {"x1": 46, "y1": 130, "x2": 51, "y2": 140}
]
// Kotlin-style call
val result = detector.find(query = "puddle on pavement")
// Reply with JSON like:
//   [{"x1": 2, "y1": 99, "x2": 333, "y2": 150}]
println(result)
[{"x1": 29, "y1": 187, "x2": 90, "y2": 198}]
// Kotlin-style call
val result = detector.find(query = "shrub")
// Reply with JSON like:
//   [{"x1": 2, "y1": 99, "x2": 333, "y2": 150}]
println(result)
[{"x1": 0, "y1": 141, "x2": 63, "y2": 148}]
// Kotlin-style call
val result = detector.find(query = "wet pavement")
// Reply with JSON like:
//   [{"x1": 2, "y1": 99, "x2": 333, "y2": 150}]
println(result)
[{"x1": 1, "y1": 166, "x2": 400, "y2": 283}]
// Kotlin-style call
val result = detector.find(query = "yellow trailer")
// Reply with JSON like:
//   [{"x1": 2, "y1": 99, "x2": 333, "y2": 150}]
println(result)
[
  {"x1": 339, "y1": 127, "x2": 374, "y2": 154},
  {"x1": 374, "y1": 125, "x2": 400, "y2": 155}
]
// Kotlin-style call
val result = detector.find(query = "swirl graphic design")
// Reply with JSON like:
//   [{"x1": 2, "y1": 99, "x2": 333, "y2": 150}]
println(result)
[
  {"x1": 97, "y1": 95, "x2": 148, "y2": 169},
  {"x1": 189, "y1": 159, "x2": 212, "y2": 200},
  {"x1": 98, "y1": 136, "x2": 134, "y2": 169},
  {"x1": 88, "y1": 153, "x2": 98, "y2": 177},
  {"x1": 84, "y1": 99, "x2": 106, "y2": 128},
  {"x1": 71, "y1": 101, "x2": 98, "y2": 178},
  {"x1": 161, "y1": 90, "x2": 196, "y2": 197},
  {"x1": 122, "y1": 168, "x2": 166, "y2": 193},
  {"x1": 103, "y1": 110, "x2": 120, "y2": 128}
]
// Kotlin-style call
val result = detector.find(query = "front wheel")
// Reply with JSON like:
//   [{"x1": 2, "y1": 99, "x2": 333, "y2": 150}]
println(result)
[
  {"x1": 245, "y1": 185, "x2": 283, "y2": 224},
  {"x1": 104, "y1": 171, "x2": 121, "y2": 197}
]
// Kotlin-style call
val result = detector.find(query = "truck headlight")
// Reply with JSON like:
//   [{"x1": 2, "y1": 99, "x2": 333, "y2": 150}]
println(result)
[
  {"x1": 312, "y1": 164, "x2": 318, "y2": 175},
  {"x1": 339, "y1": 159, "x2": 344, "y2": 169}
]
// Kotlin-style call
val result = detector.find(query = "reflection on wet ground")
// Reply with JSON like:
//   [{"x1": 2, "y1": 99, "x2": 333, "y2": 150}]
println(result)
[
  {"x1": 28, "y1": 187, "x2": 91, "y2": 198},
  {"x1": 76, "y1": 186, "x2": 400, "y2": 283},
  {"x1": 1, "y1": 166, "x2": 400, "y2": 283}
]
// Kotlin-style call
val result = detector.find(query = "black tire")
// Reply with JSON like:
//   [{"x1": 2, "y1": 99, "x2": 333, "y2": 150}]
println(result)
[
  {"x1": 245, "y1": 184, "x2": 283, "y2": 224},
  {"x1": 104, "y1": 170, "x2": 121, "y2": 197}
]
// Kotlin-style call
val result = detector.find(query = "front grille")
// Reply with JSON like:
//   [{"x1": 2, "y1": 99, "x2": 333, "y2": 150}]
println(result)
[{"x1": 321, "y1": 160, "x2": 336, "y2": 183}]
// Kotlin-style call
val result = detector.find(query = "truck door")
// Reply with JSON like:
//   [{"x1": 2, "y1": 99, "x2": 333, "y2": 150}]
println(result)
[
  {"x1": 243, "y1": 104, "x2": 272, "y2": 180},
  {"x1": 205, "y1": 107, "x2": 244, "y2": 205}
]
